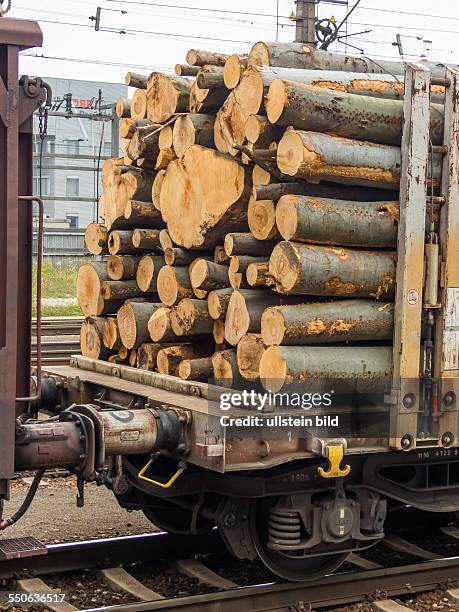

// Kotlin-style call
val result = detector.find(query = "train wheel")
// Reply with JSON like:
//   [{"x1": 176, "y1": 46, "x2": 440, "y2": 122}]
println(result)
[
  {"x1": 249, "y1": 497, "x2": 348, "y2": 582},
  {"x1": 139, "y1": 493, "x2": 214, "y2": 535}
]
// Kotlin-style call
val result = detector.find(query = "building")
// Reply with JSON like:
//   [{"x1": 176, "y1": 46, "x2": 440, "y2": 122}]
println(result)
[{"x1": 33, "y1": 77, "x2": 128, "y2": 230}]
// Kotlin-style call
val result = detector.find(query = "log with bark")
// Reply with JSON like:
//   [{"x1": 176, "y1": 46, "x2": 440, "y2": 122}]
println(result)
[
  {"x1": 147, "y1": 73, "x2": 192, "y2": 123},
  {"x1": 124, "y1": 199, "x2": 165, "y2": 228},
  {"x1": 259, "y1": 345, "x2": 393, "y2": 392},
  {"x1": 116, "y1": 98, "x2": 132, "y2": 118},
  {"x1": 125, "y1": 72, "x2": 148, "y2": 89},
  {"x1": 107, "y1": 255, "x2": 140, "y2": 281},
  {"x1": 127, "y1": 125, "x2": 162, "y2": 161},
  {"x1": 132, "y1": 228, "x2": 162, "y2": 251},
  {"x1": 269, "y1": 241, "x2": 396, "y2": 298},
  {"x1": 246, "y1": 262, "x2": 274, "y2": 287},
  {"x1": 189, "y1": 259, "x2": 229, "y2": 291},
  {"x1": 130, "y1": 88, "x2": 148, "y2": 120},
  {"x1": 244, "y1": 114, "x2": 285, "y2": 147},
  {"x1": 275, "y1": 195, "x2": 399, "y2": 247},
  {"x1": 207, "y1": 287, "x2": 233, "y2": 320},
  {"x1": 157, "y1": 345, "x2": 205, "y2": 376},
  {"x1": 261, "y1": 300, "x2": 394, "y2": 346},
  {"x1": 136, "y1": 255, "x2": 165, "y2": 293},
  {"x1": 178, "y1": 357, "x2": 213, "y2": 380},
  {"x1": 117, "y1": 301, "x2": 163, "y2": 349},
  {"x1": 212, "y1": 348, "x2": 242, "y2": 388},
  {"x1": 155, "y1": 148, "x2": 177, "y2": 170},
  {"x1": 77, "y1": 262, "x2": 119, "y2": 316},
  {"x1": 223, "y1": 232, "x2": 277, "y2": 257},
  {"x1": 223, "y1": 53, "x2": 249, "y2": 89},
  {"x1": 172, "y1": 113, "x2": 215, "y2": 157},
  {"x1": 247, "y1": 196, "x2": 280, "y2": 240},
  {"x1": 164, "y1": 247, "x2": 207, "y2": 266},
  {"x1": 236, "y1": 333, "x2": 266, "y2": 381},
  {"x1": 157, "y1": 265, "x2": 194, "y2": 306},
  {"x1": 100, "y1": 280, "x2": 144, "y2": 301},
  {"x1": 137, "y1": 342, "x2": 162, "y2": 371},
  {"x1": 175, "y1": 64, "x2": 201, "y2": 77},
  {"x1": 85, "y1": 223, "x2": 109, "y2": 255},
  {"x1": 186, "y1": 49, "x2": 229, "y2": 66},
  {"x1": 148, "y1": 306, "x2": 177, "y2": 342},
  {"x1": 170, "y1": 298, "x2": 214, "y2": 336},
  {"x1": 80, "y1": 317, "x2": 110, "y2": 360},
  {"x1": 103, "y1": 317, "x2": 123, "y2": 351}
]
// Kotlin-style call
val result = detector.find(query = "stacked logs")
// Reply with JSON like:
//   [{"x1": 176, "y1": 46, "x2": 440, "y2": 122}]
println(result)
[{"x1": 77, "y1": 41, "x2": 442, "y2": 392}]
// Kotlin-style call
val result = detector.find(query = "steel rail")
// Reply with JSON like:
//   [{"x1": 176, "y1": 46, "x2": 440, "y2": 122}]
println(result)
[{"x1": 84, "y1": 556, "x2": 459, "y2": 612}]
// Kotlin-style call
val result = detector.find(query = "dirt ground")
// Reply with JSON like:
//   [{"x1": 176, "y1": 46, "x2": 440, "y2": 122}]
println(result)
[{"x1": 3, "y1": 475, "x2": 154, "y2": 544}]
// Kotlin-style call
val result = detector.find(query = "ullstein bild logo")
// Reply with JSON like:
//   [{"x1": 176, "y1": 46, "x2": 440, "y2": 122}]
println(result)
[{"x1": 219, "y1": 390, "x2": 334, "y2": 411}]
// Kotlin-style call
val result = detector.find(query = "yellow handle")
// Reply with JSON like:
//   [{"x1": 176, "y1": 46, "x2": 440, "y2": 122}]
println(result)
[
  {"x1": 138, "y1": 459, "x2": 186, "y2": 489},
  {"x1": 318, "y1": 445, "x2": 351, "y2": 479}
]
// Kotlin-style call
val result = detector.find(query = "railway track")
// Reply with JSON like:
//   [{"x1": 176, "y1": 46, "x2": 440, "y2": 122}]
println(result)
[
  {"x1": 2, "y1": 527, "x2": 459, "y2": 611},
  {"x1": 32, "y1": 316, "x2": 83, "y2": 366}
]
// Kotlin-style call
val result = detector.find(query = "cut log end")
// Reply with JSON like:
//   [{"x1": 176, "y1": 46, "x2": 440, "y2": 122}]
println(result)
[
  {"x1": 148, "y1": 306, "x2": 172, "y2": 342},
  {"x1": 103, "y1": 317, "x2": 121, "y2": 350},
  {"x1": 80, "y1": 318, "x2": 105, "y2": 360},
  {"x1": 85, "y1": 223, "x2": 108, "y2": 256},
  {"x1": 248, "y1": 197, "x2": 278, "y2": 240},
  {"x1": 266, "y1": 79, "x2": 287, "y2": 124},
  {"x1": 276, "y1": 130, "x2": 307, "y2": 176},
  {"x1": 236, "y1": 333, "x2": 266, "y2": 381},
  {"x1": 131, "y1": 88, "x2": 148, "y2": 120},
  {"x1": 259, "y1": 346, "x2": 287, "y2": 392},
  {"x1": 268, "y1": 241, "x2": 301, "y2": 293},
  {"x1": 260, "y1": 307, "x2": 285, "y2": 346},
  {"x1": 223, "y1": 54, "x2": 244, "y2": 89},
  {"x1": 213, "y1": 319, "x2": 226, "y2": 344},
  {"x1": 275, "y1": 194, "x2": 299, "y2": 240},
  {"x1": 172, "y1": 114, "x2": 195, "y2": 158}
]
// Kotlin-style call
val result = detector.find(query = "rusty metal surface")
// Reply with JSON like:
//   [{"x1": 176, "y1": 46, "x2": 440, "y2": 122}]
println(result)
[
  {"x1": 390, "y1": 64, "x2": 430, "y2": 449},
  {"x1": 0, "y1": 17, "x2": 42, "y2": 49},
  {"x1": 0, "y1": 535, "x2": 46, "y2": 560}
]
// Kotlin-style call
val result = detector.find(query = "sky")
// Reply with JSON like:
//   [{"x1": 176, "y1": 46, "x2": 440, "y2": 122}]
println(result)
[{"x1": 6, "y1": 0, "x2": 459, "y2": 85}]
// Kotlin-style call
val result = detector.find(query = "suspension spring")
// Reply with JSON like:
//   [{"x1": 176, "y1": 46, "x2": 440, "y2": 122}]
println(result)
[{"x1": 268, "y1": 507, "x2": 302, "y2": 548}]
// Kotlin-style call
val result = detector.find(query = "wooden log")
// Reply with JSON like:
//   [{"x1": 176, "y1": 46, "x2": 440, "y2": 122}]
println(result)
[
  {"x1": 189, "y1": 80, "x2": 229, "y2": 113},
  {"x1": 117, "y1": 301, "x2": 163, "y2": 349},
  {"x1": 186, "y1": 49, "x2": 229, "y2": 67},
  {"x1": 172, "y1": 114, "x2": 215, "y2": 158},
  {"x1": 214, "y1": 245, "x2": 231, "y2": 265},
  {"x1": 252, "y1": 164, "x2": 272, "y2": 186},
  {"x1": 236, "y1": 333, "x2": 266, "y2": 381},
  {"x1": 118, "y1": 345, "x2": 128, "y2": 360},
  {"x1": 125, "y1": 72, "x2": 148, "y2": 89},
  {"x1": 244, "y1": 114, "x2": 285, "y2": 147},
  {"x1": 108, "y1": 230, "x2": 137, "y2": 255},
  {"x1": 108, "y1": 354, "x2": 128, "y2": 365},
  {"x1": 158, "y1": 125, "x2": 173, "y2": 150},
  {"x1": 136, "y1": 255, "x2": 165, "y2": 293},
  {"x1": 269, "y1": 241, "x2": 396, "y2": 298},
  {"x1": 146, "y1": 72, "x2": 192, "y2": 123},
  {"x1": 196, "y1": 71, "x2": 226, "y2": 90},
  {"x1": 207, "y1": 288, "x2": 233, "y2": 320},
  {"x1": 276, "y1": 195, "x2": 399, "y2": 247},
  {"x1": 225, "y1": 289, "x2": 294, "y2": 346},
  {"x1": 259, "y1": 345, "x2": 393, "y2": 392},
  {"x1": 85, "y1": 223, "x2": 109, "y2": 255},
  {"x1": 266, "y1": 80, "x2": 443, "y2": 146},
  {"x1": 148, "y1": 306, "x2": 176, "y2": 342},
  {"x1": 129, "y1": 349, "x2": 138, "y2": 367},
  {"x1": 130, "y1": 88, "x2": 148, "y2": 120},
  {"x1": 137, "y1": 342, "x2": 162, "y2": 371},
  {"x1": 213, "y1": 92, "x2": 248, "y2": 156},
  {"x1": 175, "y1": 64, "x2": 201, "y2": 77},
  {"x1": 157, "y1": 345, "x2": 202, "y2": 376},
  {"x1": 124, "y1": 199, "x2": 165, "y2": 228},
  {"x1": 155, "y1": 148, "x2": 177, "y2": 170},
  {"x1": 178, "y1": 357, "x2": 213, "y2": 381},
  {"x1": 103, "y1": 317, "x2": 123, "y2": 351},
  {"x1": 160, "y1": 145, "x2": 251, "y2": 249},
  {"x1": 164, "y1": 247, "x2": 206, "y2": 266},
  {"x1": 212, "y1": 348, "x2": 241, "y2": 388},
  {"x1": 137, "y1": 158, "x2": 157, "y2": 170},
  {"x1": 246, "y1": 262, "x2": 273, "y2": 287},
  {"x1": 171, "y1": 298, "x2": 214, "y2": 336},
  {"x1": 132, "y1": 228, "x2": 162, "y2": 250},
  {"x1": 116, "y1": 98, "x2": 132, "y2": 118},
  {"x1": 277, "y1": 130, "x2": 441, "y2": 189},
  {"x1": 213, "y1": 319, "x2": 226, "y2": 345},
  {"x1": 261, "y1": 300, "x2": 394, "y2": 346},
  {"x1": 120, "y1": 118, "x2": 134, "y2": 139},
  {"x1": 228, "y1": 267, "x2": 249, "y2": 290},
  {"x1": 159, "y1": 229, "x2": 174, "y2": 250},
  {"x1": 224, "y1": 53, "x2": 249, "y2": 89},
  {"x1": 157, "y1": 265, "x2": 194, "y2": 306},
  {"x1": 127, "y1": 124, "x2": 161, "y2": 161},
  {"x1": 107, "y1": 255, "x2": 140, "y2": 281},
  {"x1": 230, "y1": 255, "x2": 268, "y2": 274},
  {"x1": 123, "y1": 169, "x2": 156, "y2": 202},
  {"x1": 100, "y1": 280, "x2": 144, "y2": 301},
  {"x1": 76, "y1": 262, "x2": 119, "y2": 316},
  {"x1": 248, "y1": 41, "x2": 457, "y2": 79},
  {"x1": 224, "y1": 233, "x2": 277, "y2": 257},
  {"x1": 80, "y1": 317, "x2": 109, "y2": 360},
  {"x1": 152, "y1": 170, "x2": 165, "y2": 211},
  {"x1": 190, "y1": 259, "x2": 229, "y2": 291},
  {"x1": 253, "y1": 181, "x2": 397, "y2": 203}
]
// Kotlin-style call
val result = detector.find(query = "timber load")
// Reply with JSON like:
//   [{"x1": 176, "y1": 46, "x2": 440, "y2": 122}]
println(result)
[{"x1": 76, "y1": 40, "x2": 434, "y2": 391}]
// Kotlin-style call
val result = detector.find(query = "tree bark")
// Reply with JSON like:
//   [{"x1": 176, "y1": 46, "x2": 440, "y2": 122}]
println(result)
[
  {"x1": 157, "y1": 265, "x2": 194, "y2": 306},
  {"x1": 80, "y1": 317, "x2": 110, "y2": 360},
  {"x1": 103, "y1": 317, "x2": 123, "y2": 351},
  {"x1": 107, "y1": 255, "x2": 140, "y2": 281},
  {"x1": 230, "y1": 255, "x2": 268, "y2": 274},
  {"x1": 155, "y1": 148, "x2": 177, "y2": 170},
  {"x1": 178, "y1": 357, "x2": 213, "y2": 380},
  {"x1": 125, "y1": 72, "x2": 148, "y2": 89},
  {"x1": 172, "y1": 114, "x2": 215, "y2": 158},
  {"x1": 117, "y1": 301, "x2": 163, "y2": 349},
  {"x1": 236, "y1": 333, "x2": 266, "y2": 381},
  {"x1": 186, "y1": 49, "x2": 229, "y2": 66},
  {"x1": 190, "y1": 260, "x2": 229, "y2": 291},
  {"x1": 244, "y1": 114, "x2": 285, "y2": 147},
  {"x1": 77, "y1": 262, "x2": 119, "y2": 317},
  {"x1": 171, "y1": 298, "x2": 214, "y2": 336},
  {"x1": 164, "y1": 247, "x2": 208, "y2": 266},
  {"x1": 212, "y1": 348, "x2": 242, "y2": 388},
  {"x1": 246, "y1": 262, "x2": 274, "y2": 287},
  {"x1": 100, "y1": 280, "x2": 145, "y2": 301},
  {"x1": 276, "y1": 195, "x2": 399, "y2": 247},
  {"x1": 207, "y1": 288, "x2": 233, "y2": 320},
  {"x1": 175, "y1": 64, "x2": 201, "y2": 77},
  {"x1": 85, "y1": 223, "x2": 109, "y2": 255},
  {"x1": 213, "y1": 245, "x2": 231, "y2": 265},
  {"x1": 224, "y1": 232, "x2": 277, "y2": 257},
  {"x1": 127, "y1": 124, "x2": 161, "y2": 161},
  {"x1": 136, "y1": 255, "x2": 165, "y2": 293},
  {"x1": 248, "y1": 196, "x2": 280, "y2": 241},
  {"x1": 266, "y1": 80, "x2": 443, "y2": 146},
  {"x1": 148, "y1": 306, "x2": 177, "y2": 342},
  {"x1": 157, "y1": 345, "x2": 203, "y2": 376},
  {"x1": 196, "y1": 71, "x2": 226, "y2": 90},
  {"x1": 132, "y1": 228, "x2": 162, "y2": 250},
  {"x1": 189, "y1": 80, "x2": 229, "y2": 113},
  {"x1": 261, "y1": 300, "x2": 394, "y2": 346},
  {"x1": 124, "y1": 199, "x2": 165, "y2": 228},
  {"x1": 269, "y1": 241, "x2": 396, "y2": 298},
  {"x1": 259, "y1": 345, "x2": 393, "y2": 392},
  {"x1": 116, "y1": 98, "x2": 132, "y2": 118},
  {"x1": 137, "y1": 342, "x2": 162, "y2": 371},
  {"x1": 253, "y1": 181, "x2": 397, "y2": 203}
]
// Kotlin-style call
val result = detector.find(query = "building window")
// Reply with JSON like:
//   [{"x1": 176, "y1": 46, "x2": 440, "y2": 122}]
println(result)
[
  {"x1": 63, "y1": 139, "x2": 80, "y2": 155},
  {"x1": 33, "y1": 175, "x2": 51, "y2": 196},
  {"x1": 66, "y1": 176, "x2": 80, "y2": 198},
  {"x1": 66, "y1": 214, "x2": 78, "y2": 229},
  {"x1": 34, "y1": 135, "x2": 55, "y2": 154}
]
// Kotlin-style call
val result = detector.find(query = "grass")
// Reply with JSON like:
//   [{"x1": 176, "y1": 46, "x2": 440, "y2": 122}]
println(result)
[{"x1": 32, "y1": 259, "x2": 85, "y2": 317}]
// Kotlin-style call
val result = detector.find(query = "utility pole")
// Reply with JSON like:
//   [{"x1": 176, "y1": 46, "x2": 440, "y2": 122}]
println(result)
[{"x1": 295, "y1": 0, "x2": 317, "y2": 45}]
